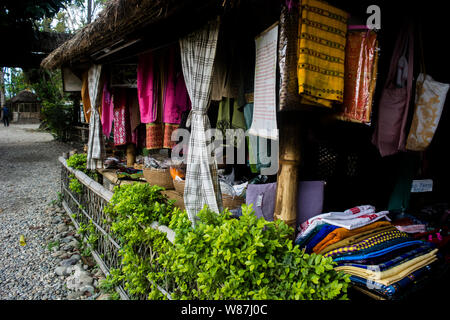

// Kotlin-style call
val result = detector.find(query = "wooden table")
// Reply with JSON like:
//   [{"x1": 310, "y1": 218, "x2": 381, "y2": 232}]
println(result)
[{"x1": 97, "y1": 169, "x2": 185, "y2": 210}]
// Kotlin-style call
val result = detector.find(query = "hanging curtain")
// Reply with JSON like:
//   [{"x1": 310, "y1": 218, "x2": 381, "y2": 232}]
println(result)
[
  {"x1": 86, "y1": 64, "x2": 105, "y2": 170},
  {"x1": 180, "y1": 17, "x2": 223, "y2": 224}
]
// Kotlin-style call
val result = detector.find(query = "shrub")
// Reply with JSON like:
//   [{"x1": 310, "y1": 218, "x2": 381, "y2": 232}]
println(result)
[{"x1": 102, "y1": 184, "x2": 350, "y2": 300}]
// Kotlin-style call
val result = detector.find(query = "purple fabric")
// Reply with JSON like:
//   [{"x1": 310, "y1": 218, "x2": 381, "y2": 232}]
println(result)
[
  {"x1": 245, "y1": 180, "x2": 324, "y2": 224},
  {"x1": 296, "y1": 181, "x2": 325, "y2": 229},
  {"x1": 245, "y1": 183, "x2": 277, "y2": 221},
  {"x1": 101, "y1": 81, "x2": 114, "y2": 137},
  {"x1": 137, "y1": 51, "x2": 156, "y2": 123}
]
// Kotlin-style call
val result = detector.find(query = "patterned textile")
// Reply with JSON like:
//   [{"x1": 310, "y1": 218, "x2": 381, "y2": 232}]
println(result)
[
  {"x1": 304, "y1": 224, "x2": 339, "y2": 253},
  {"x1": 163, "y1": 123, "x2": 179, "y2": 149},
  {"x1": 145, "y1": 123, "x2": 163, "y2": 149},
  {"x1": 297, "y1": 205, "x2": 389, "y2": 242},
  {"x1": 334, "y1": 30, "x2": 378, "y2": 124},
  {"x1": 349, "y1": 263, "x2": 434, "y2": 298},
  {"x1": 86, "y1": 64, "x2": 105, "y2": 170},
  {"x1": 318, "y1": 225, "x2": 398, "y2": 255},
  {"x1": 324, "y1": 230, "x2": 410, "y2": 258},
  {"x1": 333, "y1": 240, "x2": 426, "y2": 262},
  {"x1": 278, "y1": 3, "x2": 303, "y2": 111},
  {"x1": 371, "y1": 253, "x2": 438, "y2": 286},
  {"x1": 297, "y1": 0, "x2": 349, "y2": 107},
  {"x1": 313, "y1": 221, "x2": 393, "y2": 253},
  {"x1": 336, "y1": 248, "x2": 438, "y2": 280},
  {"x1": 180, "y1": 18, "x2": 223, "y2": 224},
  {"x1": 406, "y1": 73, "x2": 449, "y2": 151},
  {"x1": 113, "y1": 90, "x2": 132, "y2": 146},
  {"x1": 335, "y1": 243, "x2": 425, "y2": 266}
]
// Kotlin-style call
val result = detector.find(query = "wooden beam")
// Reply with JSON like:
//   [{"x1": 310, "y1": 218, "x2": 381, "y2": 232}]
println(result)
[{"x1": 273, "y1": 112, "x2": 302, "y2": 228}]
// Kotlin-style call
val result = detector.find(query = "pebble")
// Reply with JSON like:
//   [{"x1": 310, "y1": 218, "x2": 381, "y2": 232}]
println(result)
[{"x1": 0, "y1": 125, "x2": 109, "y2": 300}]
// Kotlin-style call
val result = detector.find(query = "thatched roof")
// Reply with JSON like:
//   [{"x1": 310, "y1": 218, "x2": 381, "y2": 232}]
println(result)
[
  {"x1": 9, "y1": 90, "x2": 39, "y2": 103},
  {"x1": 41, "y1": 0, "x2": 218, "y2": 70}
]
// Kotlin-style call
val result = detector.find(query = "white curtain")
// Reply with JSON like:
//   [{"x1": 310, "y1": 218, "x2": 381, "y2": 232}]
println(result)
[
  {"x1": 86, "y1": 64, "x2": 105, "y2": 170},
  {"x1": 180, "y1": 17, "x2": 223, "y2": 224}
]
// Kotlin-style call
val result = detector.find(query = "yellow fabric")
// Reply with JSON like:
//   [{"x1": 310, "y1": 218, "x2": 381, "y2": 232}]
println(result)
[
  {"x1": 335, "y1": 249, "x2": 438, "y2": 281},
  {"x1": 81, "y1": 71, "x2": 91, "y2": 123},
  {"x1": 314, "y1": 221, "x2": 393, "y2": 254},
  {"x1": 297, "y1": 0, "x2": 349, "y2": 107}
]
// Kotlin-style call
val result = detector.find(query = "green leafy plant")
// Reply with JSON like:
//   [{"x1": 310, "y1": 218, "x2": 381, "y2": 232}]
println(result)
[
  {"x1": 47, "y1": 240, "x2": 60, "y2": 251},
  {"x1": 161, "y1": 205, "x2": 350, "y2": 300},
  {"x1": 66, "y1": 153, "x2": 98, "y2": 180},
  {"x1": 102, "y1": 184, "x2": 350, "y2": 300},
  {"x1": 69, "y1": 177, "x2": 83, "y2": 194}
]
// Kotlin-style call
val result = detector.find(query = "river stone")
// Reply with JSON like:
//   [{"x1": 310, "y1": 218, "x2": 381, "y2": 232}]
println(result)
[
  {"x1": 59, "y1": 257, "x2": 80, "y2": 267},
  {"x1": 55, "y1": 266, "x2": 70, "y2": 277}
]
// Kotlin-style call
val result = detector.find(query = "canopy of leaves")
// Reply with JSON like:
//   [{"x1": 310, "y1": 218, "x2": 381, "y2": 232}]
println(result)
[{"x1": 0, "y1": 0, "x2": 82, "y2": 28}]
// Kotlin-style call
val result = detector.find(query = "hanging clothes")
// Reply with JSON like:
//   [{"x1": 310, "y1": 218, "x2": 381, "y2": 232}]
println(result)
[
  {"x1": 180, "y1": 17, "x2": 223, "y2": 224},
  {"x1": 335, "y1": 30, "x2": 379, "y2": 124},
  {"x1": 296, "y1": 0, "x2": 349, "y2": 108},
  {"x1": 81, "y1": 71, "x2": 91, "y2": 123},
  {"x1": 137, "y1": 51, "x2": 157, "y2": 124},
  {"x1": 101, "y1": 80, "x2": 114, "y2": 137},
  {"x1": 113, "y1": 88, "x2": 132, "y2": 146},
  {"x1": 372, "y1": 23, "x2": 414, "y2": 157},
  {"x1": 144, "y1": 45, "x2": 192, "y2": 150},
  {"x1": 210, "y1": 18, "x2": 240, "y2": 102},
  {"x1": 162, "y1": 45, "x2": 192, "y2": 149}
]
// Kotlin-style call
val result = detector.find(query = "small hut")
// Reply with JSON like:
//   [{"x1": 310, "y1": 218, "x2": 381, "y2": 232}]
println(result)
[{"x1": 7, "y1": 90, "x2": 42, "y2": 123}]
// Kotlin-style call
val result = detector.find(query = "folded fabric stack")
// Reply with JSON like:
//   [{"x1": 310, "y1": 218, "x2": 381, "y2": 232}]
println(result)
[{"x1": 295, "y1": 205, "x2": 440, "y2": 299}]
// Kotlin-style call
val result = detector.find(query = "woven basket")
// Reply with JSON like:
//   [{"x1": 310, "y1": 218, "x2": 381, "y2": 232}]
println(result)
[
  {"x1": 222, "y1": 193, "x2": 245, "y2": 210},
  {"x1": 143, "y1": 167, "x2": 174, "y2": 190},
  {"x1": 173, "y1": 179, "x2": 185, "y2": 195}
]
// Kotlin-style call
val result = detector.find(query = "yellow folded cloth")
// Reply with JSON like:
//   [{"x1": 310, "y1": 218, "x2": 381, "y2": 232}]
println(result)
[{"x1": 335, "y1": 250, "x2": 438, "y2": 286}]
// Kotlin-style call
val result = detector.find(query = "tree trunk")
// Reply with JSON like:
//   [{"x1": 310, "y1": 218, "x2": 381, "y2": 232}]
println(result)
[
  {"x1": 0, "y1": 68, "x2": 6, "y2": 107},
  {"x1": 87, "y1": 0, "x2": 92, "y2": 24}
]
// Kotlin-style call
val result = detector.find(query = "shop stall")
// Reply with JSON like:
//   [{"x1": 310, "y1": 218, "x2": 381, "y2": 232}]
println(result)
[{"x1": 42, "y1": 0, "x2": 450, "y2": 300}]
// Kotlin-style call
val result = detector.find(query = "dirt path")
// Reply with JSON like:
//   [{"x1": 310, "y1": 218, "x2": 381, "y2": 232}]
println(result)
[{"x1": 0, "y1": 124, "x2": 72, "y2": 299}]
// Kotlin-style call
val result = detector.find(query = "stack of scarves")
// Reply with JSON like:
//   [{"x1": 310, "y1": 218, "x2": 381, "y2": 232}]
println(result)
[
  {"x1": 296, "y1": 0, "x2": 349, "y2": 108},
  {"x1": 295, "y1": 205, "x2": 440, "y2": 299}
]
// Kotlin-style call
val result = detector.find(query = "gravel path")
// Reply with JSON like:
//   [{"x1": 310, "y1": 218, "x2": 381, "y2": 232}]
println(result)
[{"x1": 0, "y1": 124, "x2": 74, "y2": 300}]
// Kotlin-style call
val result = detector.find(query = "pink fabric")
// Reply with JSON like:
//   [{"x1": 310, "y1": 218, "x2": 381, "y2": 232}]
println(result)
[
  {"x1": 163, "y1": 46, "x2": 191, "y2": 124},
  {"x1": 113, "y1": 89, "x2": 131, "y2": 146},
  {"x1": 137, "y1": 51, "x2": 156, "y2": 123},
  {"x1": 101, "y1": 81, "x2": 114, "y2": 137}
]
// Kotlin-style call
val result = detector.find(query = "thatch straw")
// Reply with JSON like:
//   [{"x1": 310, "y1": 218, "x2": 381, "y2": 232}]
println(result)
[{"x1": 41, "y1": 0, "x2": 181, "y2": 69}]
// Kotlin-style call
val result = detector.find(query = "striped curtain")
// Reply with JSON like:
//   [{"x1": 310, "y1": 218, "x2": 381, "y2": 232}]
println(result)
[
  {"x1": 86, "y1": 64, "x2": 105, "y2": 170},
  {"x1": 180, "y1": 17, "x2": 223, "y2": 225}
]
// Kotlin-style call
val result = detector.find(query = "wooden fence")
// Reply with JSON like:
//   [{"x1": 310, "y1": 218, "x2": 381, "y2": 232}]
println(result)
[{"x1": 58, "y1": 156, "x2": 174, "y2": 300}]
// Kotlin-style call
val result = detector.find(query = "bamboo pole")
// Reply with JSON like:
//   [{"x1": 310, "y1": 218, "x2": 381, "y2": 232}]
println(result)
[
  {"x1": 273, "y1": 112, "x2": 302, "y2": 228},
  {"x1": 126, "y1": 143, "x2": 136, "y2": 167}
]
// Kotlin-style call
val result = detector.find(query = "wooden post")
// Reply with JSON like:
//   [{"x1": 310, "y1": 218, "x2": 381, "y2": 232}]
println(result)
[
  {"x1": 126, "y1": 143, "x2": 136, "y2": 167},
  {"x1": 274, "y1": 111, "x2": 302, "y2": 228}
]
